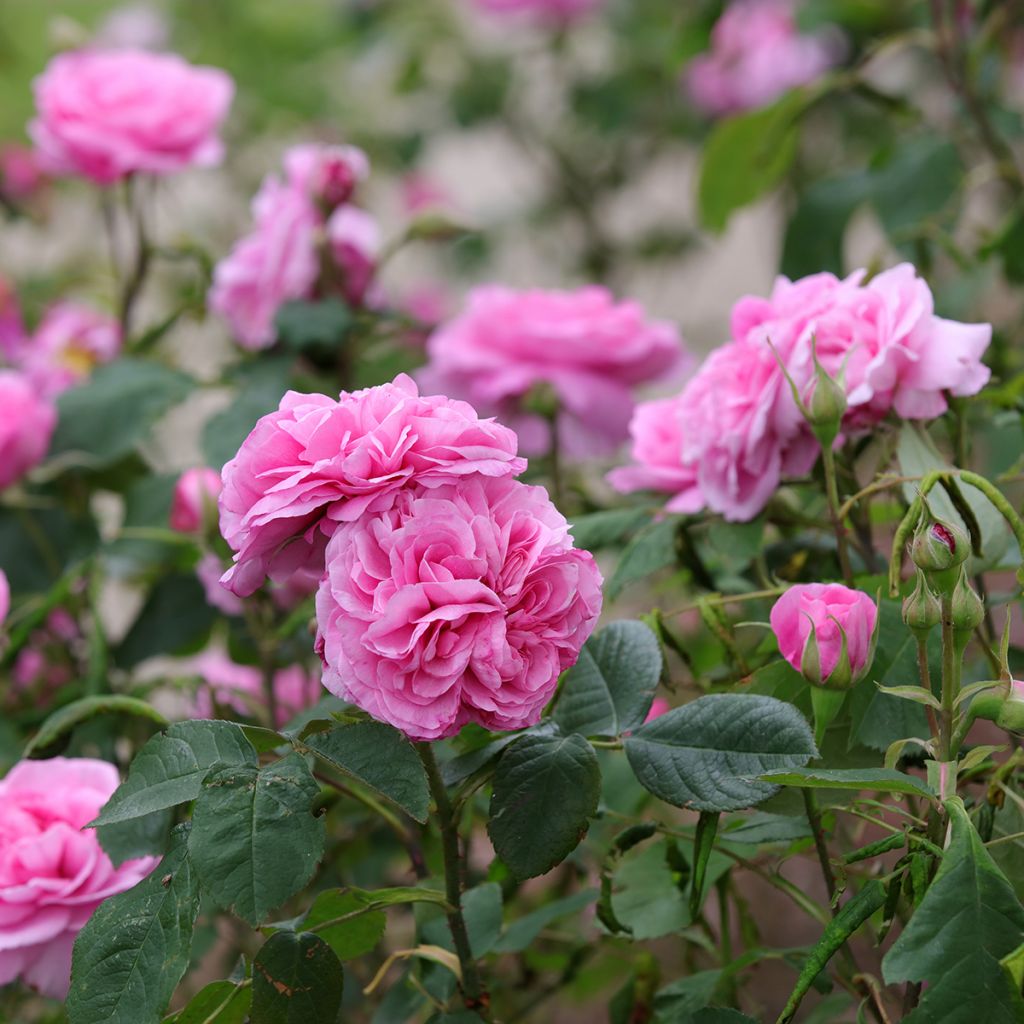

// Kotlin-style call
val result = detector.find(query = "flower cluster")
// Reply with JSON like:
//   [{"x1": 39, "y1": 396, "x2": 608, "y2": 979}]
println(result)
[
  {"x1": 611, "y1": 264, "x2": 992, "y2": 521},
  {"x1": 209, "y1": 142, "x2": 378, "y2": 350},
  {"x1": 419, "y1": 285, "x2": 687, "y2": 457},
  {"x1": 220, "y1": 373, "x2": 602, "y2": 740},
  {"x1": 685, "y1": 0, "x2": 844, "y2": 116}
]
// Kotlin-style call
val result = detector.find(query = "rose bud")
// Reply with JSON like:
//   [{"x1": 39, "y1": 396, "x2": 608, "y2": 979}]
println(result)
[
  {"x1": 909, "y1": 512, "x2": 968, "y2": 591},
  {"x1": 170, "y1": 467, "x2": 223, "y2": 534},
  {"x1": 902, "y1": 570, "x2": 941, "y2": 639},
  {"x1": 949, "y1": 566, "x2": 984, "y2": 647},
  {"x1": 805, "y1": 352, "x2": 847, "y2": 450}
]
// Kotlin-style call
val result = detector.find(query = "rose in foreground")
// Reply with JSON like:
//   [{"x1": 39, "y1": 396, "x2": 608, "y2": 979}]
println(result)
[
  {"x1": 30, "y1": 48, "x2": 233, "y2": 184},
  {"x1": 0, "y1": 758, "x2": 157, "y2": 998},
  {"x1": 770, "y1": 583, "x2": 877, "y2": 687},
  {"x1": 315, "y1": 475, "x2": 602, "y2": 740},
  {"x1": 420, "y1": 285, "x2": 686, "y2": 457},
  {"x1": 218, "y1": 374, "x2": 526, "y2": 596},
  {"x1": 0, "y1": 371, "x2": 56, "y2": 491}
]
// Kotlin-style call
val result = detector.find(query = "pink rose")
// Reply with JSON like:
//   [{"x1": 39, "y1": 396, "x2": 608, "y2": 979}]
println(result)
[
  {"x1": 0, "y1": 371, "x2": 56, "y2": 492},
  {"x1": 0, "y1": 570, "x2": 8, "y2": 627},
  {"x1": 770, "y1": 583, "x2": 877, "y2": 685},
  {"x1": 284, "y1": 143, "x2": 369, "y2": 210},
  {"x1": 606, "y1": 396, "x2": 703, "y2": 514},
  {"x1": 194, "y1": 553, "x2": 244, "y2": 616},
  {"x1": 732, "y1": 264, "x2": 992, "y2": 426},
  {"x1": 472, "y1": 0, "x2": 604, "y2": 22},
  {"x1": 644, "y1": 697, "x2": 671, "y2": 723},
  {"x1": 0, "y1": 278, "x2": 26, "y2": 364},
  {"x1": 401, "y1": 173, "x2": 452, "y2": 216},
  {"x1": 326, "y1": 205, "x2": 381, "y2": 307},
  {"x1": 218, "y1": 373, "x2": 527, "y2": 596},
  {"x1": 315, "y1": 476, "x2": 602, "y2": 740},
  {"x1": 686, "y1": 0, "x2": 843, "y2": 116},
  {"x1": 420, "y1": 285, "x2": 687, "y2": 458},
  {"x1": 30, "y1": 49, "x2": 233, "y2": 184},
  {"x1": 0, "y1": 758, "x2": 157, "y2": 998},
  {"x1": 0, "y1": 145, "x2": 46, "y2": 204},
  {"x1": 19, "y1": 301, "x2": 121, "y2": 399},
  {"x1": 170, "y1": 467, "x2": 223, "y2": 533},
  {"x1": 186, "y1": 650, "x2": 320, "y2": 727},
  {"x1": 208, "y1": 176, "x2": 320, "y2": 350}
]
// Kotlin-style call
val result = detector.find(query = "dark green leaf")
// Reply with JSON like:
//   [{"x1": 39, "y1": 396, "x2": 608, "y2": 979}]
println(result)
[
  {"x1": 189, "y1": 753, "x2": 325, "y2": 925},
  {"x1": 67, "y1": 825, "x2": 200, "y2": 1024},
  {"x1": 720, "y1": 812, "x2": 811, "y2": 845},
  {"x1": 869, "y1": 138, "x2": 961, "y2": 239},
  {"x1": 304, "y1": 720, "x2": 430, "y2": 822},
  {"x1": 252, "y1": 931, "x2": 343, "y2": 1024},
  {"x1": 97, "y1": 807, "x2": 173, "y2": 867},
  {"x1": 555, "y1": 620, "x2": 662, "y2": 737},
  {"x1": 760, "y1": 766, "x2": 935, "y2": 799},
  {"x1": 295, "y1": 889, "x2": 387, "y2": 960},
  {"x1": 624, "y1": 694, "x2": 817, "y2": 812},
  {"x1": 607, "y1": 516, "x2": 679, "y2": 598},
  {"x1": 26, "y1": 695, "x2": 167, "y2": 758},
  {"x1": 883, "y1": 799, "x2": 1024, "y2": 1023},
  {"x1": 653, "y1": 969, "x2": 721, "y2": 1017},
  {"x1": 0, "y1": 504, "x2": 99, "y2": 594},
  {"x1": 611, "y1": 840, "x2": 689, "y2": 940},
  {"x1": 172, "y1": 981, "x2": 251, "y2": 1024},
  {"x1": 274, "y1": 298, "x2": 352, "y2": 351},
  {"x1": 781, "y1": 172, "x2": 870, "y2": 278},
  {"x1": 488, "y1": 732, "x2": 601, "y2": 880},
  {"x1": 493, "y1": 889, "x2": 598, "y2": 953},
  {"x1": 690, "y1": 811, "x2": 720, "y2": 919},
  {"x1": 569, "y1": 508, "x2": 651, "y2": 551}
]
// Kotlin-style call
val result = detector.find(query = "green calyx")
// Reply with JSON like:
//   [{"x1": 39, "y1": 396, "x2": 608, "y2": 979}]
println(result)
[{"x1": 902, "y1": 570, "x2": 941, "y2": 639}]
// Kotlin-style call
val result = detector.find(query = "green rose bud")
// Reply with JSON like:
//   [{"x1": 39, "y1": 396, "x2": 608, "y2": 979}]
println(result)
[
  {"x1": 901, "y1": 570, "x2": 941, "y2": 639},
  {"x1": 805, "y1": 361, "x2": 847, "y2": 450},
  {"x1": 949, "y1": 566, "x2": 984, "y2": 644},
  {"x1": 909, "y1": 514, "x2": 968, "y2": 592}
]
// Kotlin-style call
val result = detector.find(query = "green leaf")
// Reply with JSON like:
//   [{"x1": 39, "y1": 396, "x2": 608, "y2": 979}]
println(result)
[
  {"x1": 92, "y1": 721, "x2": 258, "y2": 827},
  {"x1": 171, "y1": 981, "x2": 251, "y2": 1024},
  {"x1": 488, "y1": 732, "x2": 601, "y2": 880},
  {"x1": 607, "y1": 516, "x2": 679, "y2": 598},
  {"x1": 418, "y1": 882, "x2": 503, "y2": 958},
  {"x1": 274, "y1": 298, "x2": 352, "y2": 351},
  {"x1": 883, "y1": 798, "x2": 1024, "y2": 1023},
  {"x1": 189, "y1": 753, "x2": 325, "y2": 926},
  {"x1": 296, "y1": 889, "x2": 387, "y2": 960},
  {"x1": 98, "y1": 806, "x2": 174, "y2": 868},
  {"x1": 653, "y1": 969, "x2": 721, "y2": 1016},
  {"x1": 569, "y1": 508, "x2": 651, "y2": 551},
  {"x1": 759, "y1": 767, "x2": 935, "y2": 800},
  {"x1": 690, "y1": 811, "x2": 720, "y2": 919},
  {"x1": 554, "y1": 620, "x2": 662, "y2": 737},
  {"x1": 781, "y1": 171, "x2": 870, "y2": 278},
  {"x1": 777, "y1": 880, "x2": 887, "y2": 1023},
  {"x1": 624, "y1": 694, "x2": 817, "y2": 812},
  {"x1": 720, "y1": 812, "x2": 811, "y2": 845},
  {"x1": 252, "y1": 931, "x2": 343, "y2": 1024},
  {"x1": 868, "y1": 138, "x2": 961, "y2": 240},
  {"x1": 51, "y1": 358, "x2": 193, "y2": 467},
  {"x1": 67, "y1": 825, "x2": 200, "y2": 1024},
  {"x1": 105, "y1": 474, "x2": 185, "y2": 574},
  {"x1": 25, "y1": 695, "x2": 167, "y2": 758},
  {"x1": 610, "y1": 840, "x2": 689, "y2": 940},
  {"x1": 0, "y1": 504, "x2": 99, "y2": 594},
  {"x1": 303, "y1": 720, "x2": 430, "y2": 822},
  {"x1": 493, "y1": 889, "x2": 598, "y2": 953},
  {"x1": 698, "y1": 90, "x2": 807, "y2": 232}
]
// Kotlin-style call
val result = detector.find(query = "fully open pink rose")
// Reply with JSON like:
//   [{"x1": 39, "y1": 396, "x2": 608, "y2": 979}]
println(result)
[
  {"x1": 686, "y1": 0, "x2": 843, "y2": 116},
  {"x1": 0, "y1": 570, "x2": 8, "y2": 627},
  {"x1": 315, "y1": 476, "x2": 602, "y2": 740},
  {"x1": 0, "y1": 758, "x2": 157, "y2": 998},
  {"x1": 285, "y1": 143, "x2": 369, "y2": 210},
  {"x1": 208, "y1": 176, "x2": 319, "y2": 350},
  {"x1": 20, "y1": 302, "x2": 121, "y2": 399},
  {"x1": 30, "y1": 49, "x2": 233, "y2": 184},
  {"x1": 0, "y1": 371, "x2": 56, "y2": 492},
  {"x1": 219, "y1": 374, "x2": 526, "y2": 596},
  {"x1": 420, "y1": 285, "x2": 686, "y2": 458},
  {"x1": 770, "y1": 583, "x2": 877, "y2": 684},
  {"x1": 170, "y1": 467, "x2": 223, "y2": 534}
]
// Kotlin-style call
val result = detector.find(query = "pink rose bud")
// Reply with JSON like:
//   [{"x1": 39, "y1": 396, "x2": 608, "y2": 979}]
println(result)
[
  {"x1": 0, "y1": 371, "x2": 56, "y2": 492},
  {"x1": 0, "y1": 570, "x2": 9, "y2": 627},
  {"x1": 30, "y1": 48, "x2": 233, "y2": 185},
  {"x1": 910, "y1": 513, "x2": 969, "y2": 592},
  {"x1": 0, "y1": 758, "x2": 157, "y2": 998},
  {"x1": 284, "y1": 143, "x2": 369, "y2": 211},
  {"x1": 170, "y1": 467, "x2": 222, "y2": 533},
  {"x1": 770, "y1": 583, "x2": 878, "y2": 690}
]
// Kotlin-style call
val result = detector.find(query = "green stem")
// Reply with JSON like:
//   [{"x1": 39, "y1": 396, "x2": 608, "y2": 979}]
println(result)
[
  {"x1": 802, "y1": 788, "x2": 837, "y2": 905},
  {"x1": 416, "y1": 743, "x2": 488, "y2": 1014},
  {"x1": 916, "y1": 636, "x2": 939, "y2": 739},
  {"x1": 821, "y1": 445, "x2": 854, "y2": 585},
  {"x1": 548, "y1": 410, "x2": 564, "y2": 509},
  {"x1": 939, "y1": 593, "x2": 960, "y2": 762}
]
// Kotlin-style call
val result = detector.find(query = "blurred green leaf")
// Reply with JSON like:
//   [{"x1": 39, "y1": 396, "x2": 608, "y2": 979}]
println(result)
[{"x1": 26, "y1": 694, "x2": 168, "y2": 758}]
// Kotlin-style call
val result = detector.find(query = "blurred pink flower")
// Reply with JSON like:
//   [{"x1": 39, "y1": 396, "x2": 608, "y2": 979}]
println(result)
[
  {"x1": 0, "y1": 758, "x2": 157, "y2": 999},
  {"x1": 194, "y1": 553, "x2": 245, "y2": 616},
  {"x1": 0, "y1": 278, "x2": 27, "y2": 363},
  {"x1": 0, "y1": 371, "x2": 56, "y2": 491},
  {"x1": 0, "y1": 145, "x2": 46, "y2": 204},
  {"x1": 420, "y1": 285, "x2": 687, "y2": 458},
  {"x1": 30, "y1": 49, "x2": 233, "y2": 184},
  {"x1": 170, "y1": 467, "x2": 223, "y2": 533},
  {"x1": 326, "y1": 205, "x2": 381, "y2": 307},
  {"x1": 19, "y1": 301, "x2": 121, "y2": 398},
  {"x1": 315, "y1": 476, "x2": 602, "y2": 740},
  {"x1": 401, "y1": 173, "x2": 452, "y2": 215},
  {"x1": 218, "y1": 374, "x2": 526, "y2": 596},
  {"x1": 472, "y1": 0, "x2": 604, "y2": 23},
  {"x1": 285, "y1": 143, "x2": 369, "y2": 210},
  {"x1": 0, "y1": 570, "x2": 8, "y2": 627},
  {"x1": 686, "y1": 0, "x2": 843, "y2": 116}
]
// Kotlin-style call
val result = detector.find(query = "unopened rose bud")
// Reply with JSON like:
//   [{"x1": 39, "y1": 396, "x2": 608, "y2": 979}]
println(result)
[
  {"x1": 902, "y1": 571, "x2": 941, "y2": 639},
  {"x1": 284, "y1": 143, "x2": 369, "y2": 212},
  {"x1": 949, "y1": 566, "x2": 984, "y2": 642},
  {"x1": 997, "y1": 680, "x2": 1024, "y2": 732},
  {"x1": 805, "y1": 361, "x2": 847, "y2": 450},
  {"x1": 910, "y1": 514, "x2": 968, "y2": 591},
  {"x1": 170, "y1": 467, "x2": 223, "y2": 534}
]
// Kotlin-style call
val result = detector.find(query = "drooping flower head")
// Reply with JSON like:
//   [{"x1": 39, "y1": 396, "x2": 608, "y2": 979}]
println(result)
[
  {"x1": 315, "y1": 475, "x2": 602, "y2": 740},
  {"x1": 218, "y1": 374, "x2": 526, "y2": 596},
  {"x1": 0, "y1": 758, "x2": 157, "y2": 999},
  {"x1": 30, "y1": 48, "x2": 233, "y2": 184},
  {"x1": 420, "y1": 285, "x2": 687, "y2": 458},
  {"x1": 0, "y1": 370, "x2": 56, "y2": 492}
]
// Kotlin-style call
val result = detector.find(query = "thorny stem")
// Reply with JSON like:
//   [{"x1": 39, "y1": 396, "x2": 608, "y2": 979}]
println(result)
[
  {"x1": 416, "y1": 743, "x2": 489, "y2": 1015},
  {"x1": 821, "y1": 445, "x2": 854, "y2": 585}
]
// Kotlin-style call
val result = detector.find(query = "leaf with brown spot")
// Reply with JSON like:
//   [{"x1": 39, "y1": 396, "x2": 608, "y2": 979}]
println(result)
[{"x1": 252, "y1": 931, "x2": 342, "y2": 1024}]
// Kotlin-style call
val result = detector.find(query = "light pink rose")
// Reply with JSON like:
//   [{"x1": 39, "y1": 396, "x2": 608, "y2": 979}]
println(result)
[
  {"x1": 401, "y1": 173, "x2": 452, "y2": 216},
  {"x1": 326, "y1": 205, "x2": 381, "y2": 307},
  {"x1": 186, "y1": 650, "x2": 320, "y2": 727},
  {"x1": 606, "y1": 396, "x2": 703, "y2": 514},
  {"x1": 170, "y1": 467, "x2": 223, "y2": 533},
  {"x1": 218, "y1": 373, "x2": 527, "y2": 597},
  {"x1": 472, "y1": 0, "x2": 604, "y2": 23},
  {"x1": 19, "y1": 302, "x2": 121, "y2": 399},
  {"x1": 0, "y1": 145, "x2": 46, "y2": 204},
  {"x1": 0, "y1": 371, "x2": 56, "y2": 492},
  {"x1": 686, "y1": 0, "x2": 843, "y2": 116},
  {"x1": 0, "y1": 758, "x2": 157, "y2": 998},
  {"x1": 770, "y1": 583, "x2": 877, "y2": 684},
  {"x1": 284, "y1": 143, "x2": 369, "y2": 210},
  {"x1": 315, "y1": 476, "x2": 602, "y2": 740},
  {"x1": 30, "y1": 49, "x2": 233, "y2": 184},
  {"x1": 420, "y1": 285, "x2": 687, "y2": 458},
  {"x1": 731, "y1": 264, "x2": 992, "y2": 426},
  {"x1": 194, "y1": 553, "x2": 244, "y2": 616},
  {"x1": 0, "y1": 570, "x2": 8, "y2": 627},
  {"x1": 208, "y1": 176, "x2": 320, "y2": 350}
]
